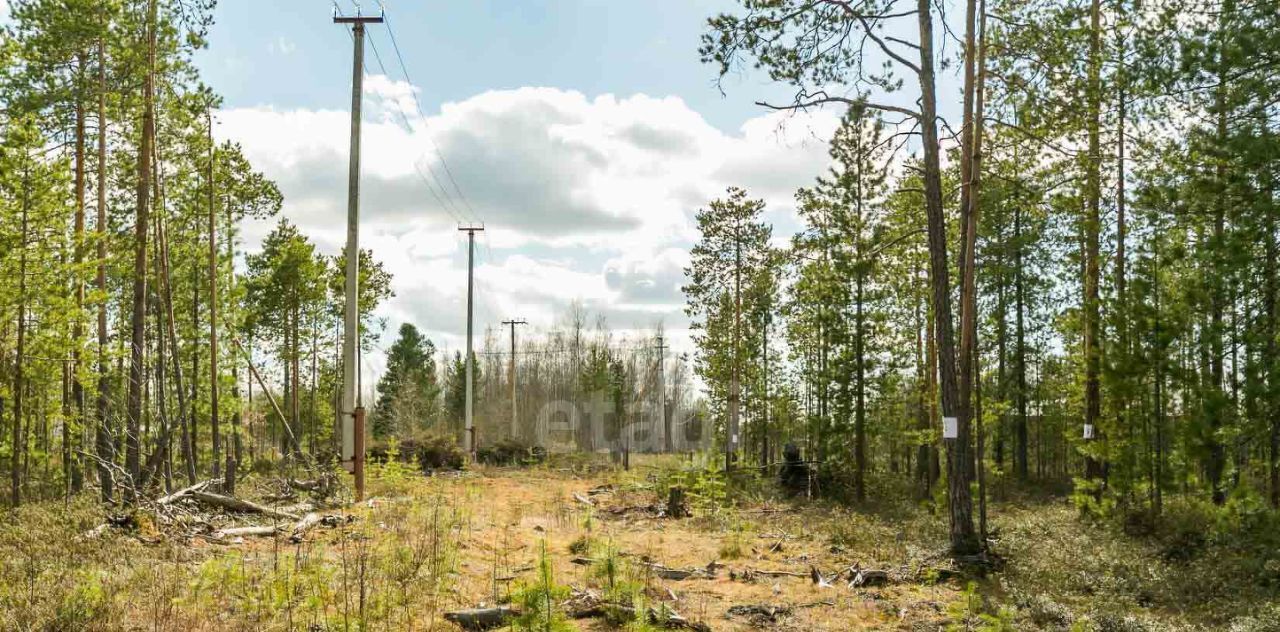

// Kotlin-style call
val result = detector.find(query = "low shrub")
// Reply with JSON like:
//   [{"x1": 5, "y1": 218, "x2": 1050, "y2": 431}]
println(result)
[{"x1": 477, "y1": 439, "x2": 543, "y2": 466}]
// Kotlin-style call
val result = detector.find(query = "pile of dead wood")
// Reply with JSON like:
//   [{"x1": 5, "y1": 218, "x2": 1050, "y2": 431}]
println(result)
[
  {"x1": 83, "y1": 477, "x2": 352, "y2": 544},
  {"x1": 574, "y1": 484, "x2": 692, "y2": 520},
  {"x1": 443, "y1": 589, "x2": 711, "y2": 632}
]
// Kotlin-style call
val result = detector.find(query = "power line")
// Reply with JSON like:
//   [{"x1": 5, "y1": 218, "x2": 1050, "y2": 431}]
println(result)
[
  {"x1": 379, "y1": 3, "x2": 483, "y2": 223},
  {"x1": 364, "y1": 30, "x2": 469, "y2": 226}
]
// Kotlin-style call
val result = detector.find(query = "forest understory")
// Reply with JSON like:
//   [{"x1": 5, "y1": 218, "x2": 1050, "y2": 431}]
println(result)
[{"x1": 2, "y1": 454, "x2": 1278, "y2": 632}]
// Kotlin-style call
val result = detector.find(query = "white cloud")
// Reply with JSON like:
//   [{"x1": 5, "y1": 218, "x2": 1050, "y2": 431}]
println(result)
[
  {"x1": 267, "y1": 36, "x2": 296, "y2": 56},
  {"x1": 216, "y1": 82, "x2": 843, "y2": 382}
]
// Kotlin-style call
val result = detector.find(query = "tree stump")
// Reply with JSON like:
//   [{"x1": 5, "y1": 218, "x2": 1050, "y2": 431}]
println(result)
[{"x1": 667, "y1": 486, "x2": 688, "y2": 518}]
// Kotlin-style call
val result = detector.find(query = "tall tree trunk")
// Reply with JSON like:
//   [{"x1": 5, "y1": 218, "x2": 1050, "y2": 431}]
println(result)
[
  {"x1": 1268, "y1": 217, "x2": 1278, "y2": 509},
  {"x1": 227, "y1": 199, "x2": 241, "y2": 487},
  {"x1": 157, "y1": 210, "x2": 197, "y2": 485},
  {"x1": 729, "y1": 226, "x2": 741, "y2": 471},
  {"x1": 915, "y1": 265, "x2": 933, "y2": 499},
  {"x1": 956, "y1": 0, "x2": 981, "y2": 488},
  {"x1": 1206, "y1": 0, "x2": 1232, "y2": 505},
  {"x1": 1258, "y1": 105, "x2": 1278, "y2": 509},
  {"x1": 71, "y1": 55, "x2": 88, "y2": 494},
  {"x1": 854, "y1": 268, "x2": 866, "y2": 503},
  {"x1": 1153, "y1": 218, "x2": 1165, "y2": 515},
  {"x1": 1015, "y1": 203, "x2": 1029, "y2": 481},
  {"x1": 995, "y1": 227, "x2": 1007, "y2": 472},
  {"x1": 292, "y1": 302, "x2": 302, "y2": 457},
  {"x1": 94, "y1": 27, "x2": 114, "y2": 503},
  {"x1": 12, "y1": 171, "x2": 31, "y2": 507},
  {"x1": 125, "y1": 0, "x2": 159, "y2": 502},
  {"x1": 149, "y1": 221, "x2": 173, "y2": 493},
  {"x1": 853, "y1": 136, "x2": 867, "y2": 504},
  {"x1": 1082, "y1": 0, "x2": 1106, "y2": 496},
  {"x1": 1116, "y1": 41, "x2": 1132, "y2": 500},
  {"x1": 918, "y1": 0, "x2": 976, "y2": 554},
  {"x1": 208, "y1": 112, "x2": 221, "y2": 481},
  {"x1": 191, "y1": 261, "x2": 199, "y2": 473}
]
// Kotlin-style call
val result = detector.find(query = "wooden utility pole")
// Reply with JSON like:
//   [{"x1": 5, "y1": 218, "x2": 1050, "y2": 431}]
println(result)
[
  {"x1": 502, "y1": 319, "x2": 528, "y2": 441},
  {"x1": 459, "y1": 224, "x2": 484, "y2": 456},
  {"x1": 334, "y1": 10, "x2": 382, "y2": 494}
]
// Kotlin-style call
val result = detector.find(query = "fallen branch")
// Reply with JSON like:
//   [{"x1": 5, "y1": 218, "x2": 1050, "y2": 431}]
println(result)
[
  {"x1": 642, "y1": 562, "x2": 698, "y2": 581},
  {"x1": 276, "y1": 501, "x2": 317, "y2": 516},
  {"x1": 748, "y1": 568, "x2": 808, "y2": 578},
  {"x1": 565, "y1": 591, "x2": 709, "y2": 631},
  {"x1": 289, "y1": 513, "x2": 325, "y2": 543},
  {"x1": 573, "y1": 492, "x2": 595, "y2": 506},
  {"x1": 848, "y1": 567, "x2": 892, "y2": 587},
  {"x1": 727, "y1": 603, "x2": 793, "y2": 624},
  {"x1": 215, "y1": 525, "x2": 280, "y2": 539},
  {"x1": 157, "y1": 480, "x2": 212, "y2": 505},
  {"x1": 442, "y1": 606, "x2": 518, "y2": 630},
  {"x1": 811, "y1": 566, "x2": 833, "y2": 588},
  {"x1": 190, "y1": 491, "x2": 300, "y2": 521}
]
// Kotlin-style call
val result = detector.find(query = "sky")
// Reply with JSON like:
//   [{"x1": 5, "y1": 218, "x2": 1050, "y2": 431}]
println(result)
[
  {"x1": 4, "y1": 0, "x2": 966, "y2": 390},
  {"x1": 188, "y1": 0, "x2": 873, "y2": 387}
]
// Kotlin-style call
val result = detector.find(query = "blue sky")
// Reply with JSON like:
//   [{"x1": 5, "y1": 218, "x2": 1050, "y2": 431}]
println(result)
[
  {"x1": 4, "y1": 0, "x2": 967, "y2": 388},
  {"x1": 183, "y1": 0, "x2": 973, "y2": 390},
  {"x1": 196, "y1": 0, "x2": 793, "y2": 134},
  {"x1": 188, "y1": 0, "x2": 875, "y2": 379}
]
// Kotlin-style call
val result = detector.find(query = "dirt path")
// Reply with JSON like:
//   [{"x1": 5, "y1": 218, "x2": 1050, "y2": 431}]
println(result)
[{"x1": 374, "y1": 463, "x2": 961, "y2": 630}]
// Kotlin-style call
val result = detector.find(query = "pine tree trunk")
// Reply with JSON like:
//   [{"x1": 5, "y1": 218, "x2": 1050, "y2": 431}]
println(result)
[
  {"x1": 12, "y1": 172, "x2": 31, "y2": 507},
  {"x1": 1015, "y1": 202, "x2": 1029, "y2": 481},
  {"x1": 125, "y1": 0, "x2": 159, "y2": 502},
  {"x1": 208, "y1": 114, "x2": 221, "y2": 481},
  {"x1": 1082, "y1": 0, "x2": 1106, "y2": 495},
  {"x1": 1261, "y1": 114, "x2": 1280, "y2": 509},
  {"x1": 71, "y1": 56, "x2": 88, "y2": 494},
  {"x1": 1206, "y1": 0, "x2": 1232, "y2": 505},
  {"x1": 917, "y1": 0, "x2": 977, "y2": 555},
  {"x1": 292, "y1": 302, "x2": 302, "y2": 457},
  {"x1": 94, "y1": 30, "x2": 113, "y2": 503},
  {"x1": 157, "y1": 212, "x2": 196, "y2": 485},
  {"x1": 226, "y1": 202, "x2": 241, "y2": 486},
  {"x1": 915, "y1": 267, "x2": 932, "y2": 499},
  {"x1": 1116, "y1": 52, "x2": 1132, "y2": 498}
]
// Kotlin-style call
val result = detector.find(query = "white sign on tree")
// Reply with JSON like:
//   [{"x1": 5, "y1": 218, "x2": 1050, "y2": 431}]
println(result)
[{"x1": 942, "y1": 416, "x2": 958, "y2": 439}]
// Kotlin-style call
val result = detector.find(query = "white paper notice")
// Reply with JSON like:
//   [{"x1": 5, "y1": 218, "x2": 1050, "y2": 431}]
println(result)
[
  {"x1": 1083, "y1": 424, "x2": 1095, "y2": 440},
  {"x1": 942, "y1": 416, "x2": 958, "y2": 439}
]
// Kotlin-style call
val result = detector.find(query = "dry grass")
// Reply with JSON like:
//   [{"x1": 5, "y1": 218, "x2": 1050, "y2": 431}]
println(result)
[{"x1": 2, "y1": 456, "x2": 1277, "y2": 630}]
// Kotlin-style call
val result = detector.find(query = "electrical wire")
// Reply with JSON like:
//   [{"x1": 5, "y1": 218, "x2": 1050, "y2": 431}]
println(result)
[
  {"x1": 365, "y1": 31, "x2": 469, "y2": 226},
  {"x1": 379, "y1": 2, "x2": 483, "y2": 224}
]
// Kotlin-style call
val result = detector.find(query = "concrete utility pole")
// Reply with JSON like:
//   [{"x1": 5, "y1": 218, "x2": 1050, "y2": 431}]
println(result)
[
  {"x1": 459, "y1": 224, "x2": 484, "y2": 456},
  {"x1": 655, "y1": 334, "x2": 669, "y2": 452},
  {"x1": 502, "y1": 319, "x2": 528, "y2": 441},
  {"x1": 335, "y1": 9, "x2": 382, "y2": 502}
]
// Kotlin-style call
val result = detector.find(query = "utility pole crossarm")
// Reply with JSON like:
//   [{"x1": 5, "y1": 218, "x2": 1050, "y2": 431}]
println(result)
[{"x1": 333, "y1": 15, "x2": 384, "y2": 25}]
